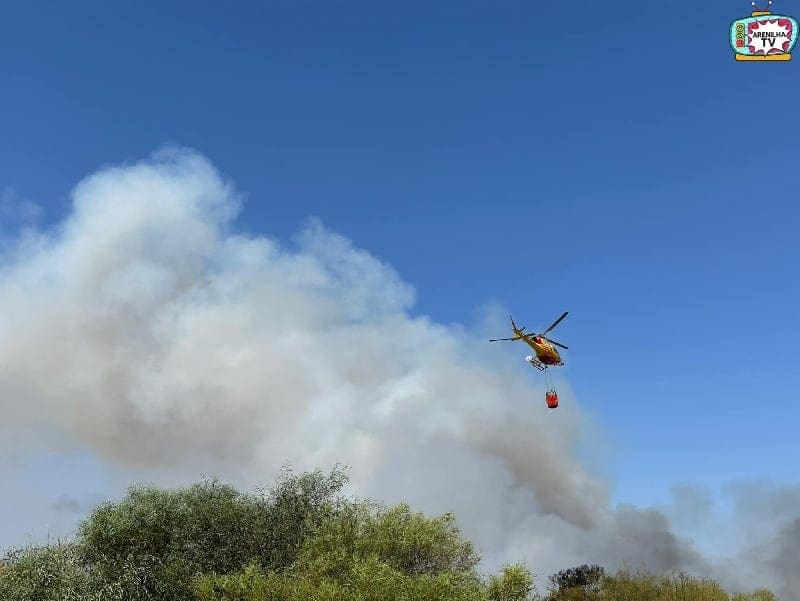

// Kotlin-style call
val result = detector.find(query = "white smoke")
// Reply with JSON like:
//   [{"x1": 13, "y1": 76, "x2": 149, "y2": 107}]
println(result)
[{"x1": 0, "y1": 148, "x2": 793, "y2": 597}]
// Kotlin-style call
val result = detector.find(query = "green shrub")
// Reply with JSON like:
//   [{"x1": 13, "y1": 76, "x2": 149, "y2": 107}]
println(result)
[
  {"x1": 0, "y1": 470, "x2": 780, "y2": 601},
  {"x1": 548, "y1": 564, "x2": 604, "y2": 598},
  {"x1": 732, "y1": 590, "x2": 778, "y2": 601},
  {"x1": 0, "y1": 543, "x2": 91, "y2": 601},
  {"x1": 77, "y1": 468, "x2": 347, "y2": 600},
  {"x1": 0, "y1": 542, "x2": 150, "y2": 601},
  {"x1": 544, "y1": 568, "x2": 778, "y2": 601},
  {"x1": 195, "y1": 501, "x2": 535, "y2": 601},
  {"x1": 297, "y1": 502, "x2": 479, "y2": 578},
  {"x1": 488, "y1": 564, "x2": 536, "y2": 601}
]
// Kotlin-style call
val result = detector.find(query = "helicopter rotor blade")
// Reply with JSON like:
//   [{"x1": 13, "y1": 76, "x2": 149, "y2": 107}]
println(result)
[
  {"x1": 543, "y1": 336, "x2": 568, "y2": 349},
  {"x1": 489, "y1": 337, "x2": 522, "y2": 342},
  {"x1": 542, "y1": 311, "x2": 568, "y2": 335}
]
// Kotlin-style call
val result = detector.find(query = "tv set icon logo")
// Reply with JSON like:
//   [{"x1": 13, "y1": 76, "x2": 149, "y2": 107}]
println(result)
[{"x1": 731, "y1": 1, "x2": 797, "y2": 61}]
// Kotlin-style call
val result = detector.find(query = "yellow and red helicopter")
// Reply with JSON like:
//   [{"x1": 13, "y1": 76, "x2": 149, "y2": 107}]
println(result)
[{"x1": 489, "y1": 311, "x2": 569, "y2": 408}]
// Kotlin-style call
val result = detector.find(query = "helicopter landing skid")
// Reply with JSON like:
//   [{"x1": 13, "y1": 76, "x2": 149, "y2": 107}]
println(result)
[{"x1": 525, "y1": 356, "x2": 546, "y2": 371}]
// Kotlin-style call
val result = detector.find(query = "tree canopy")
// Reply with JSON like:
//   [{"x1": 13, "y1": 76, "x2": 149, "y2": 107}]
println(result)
[{"x1": 0, "y1": 468, "x2": 777, "y2": 601}]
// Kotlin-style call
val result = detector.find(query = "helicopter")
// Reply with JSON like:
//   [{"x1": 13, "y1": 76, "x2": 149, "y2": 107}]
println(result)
[
  {"x1": 489, "y1": 311, "x2": 569, "y2": 370},
  {"x1": 489, "y1": 311, "x2": 569, "y2": 408}
]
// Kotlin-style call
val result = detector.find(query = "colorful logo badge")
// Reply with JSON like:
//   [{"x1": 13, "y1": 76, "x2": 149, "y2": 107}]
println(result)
[{"x1": 731, "y1": 1, "x2": 797, "y2": 60}]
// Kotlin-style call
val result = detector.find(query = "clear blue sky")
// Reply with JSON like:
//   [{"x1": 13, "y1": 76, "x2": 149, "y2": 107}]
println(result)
[{"x1": 1, "y1": 0, "x2": 798, "y2": 509}]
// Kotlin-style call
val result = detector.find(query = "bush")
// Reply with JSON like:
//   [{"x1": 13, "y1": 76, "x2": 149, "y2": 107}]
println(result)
[
  {"x1": 548, "y1": 564, "x2": 604, "y2": 597},
  {"x1": 599, "y1": 571, "x2": 728, "y2": 601},
  {"x1": 195, "y1": 501, "x2": 536, "y2": 601},
  {"x1": 0, "y1": 542, "x2": 150, "y2": 601},
  {"x1": 0, "y1": 543, "x2": 92, "y2": 601},
  {"x1": 77, "y1": 468, "x2": 348, "y2": 600},
  {"x1": 297, "y1": 502, "x2": 479, "y2": 578},
  {"x1": 0, "y1": 470, "x2": 780, "y2": 601},
  {"x1": 488, "y1": 564, "x2": 536, "y2": 601},
  {"x1": 544, "y1": 568, "x2": 779, "y2": 601}
]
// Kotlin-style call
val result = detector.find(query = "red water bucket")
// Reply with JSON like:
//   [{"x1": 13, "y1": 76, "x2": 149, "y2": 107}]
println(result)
[{"x1": 545, "y1": 390, "x2": 558, "y2": 409}]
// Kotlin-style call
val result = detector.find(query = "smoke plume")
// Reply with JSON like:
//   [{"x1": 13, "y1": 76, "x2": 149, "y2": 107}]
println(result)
[{"x1": 0, "y1": 148, "x2": 795, "y2": 597}]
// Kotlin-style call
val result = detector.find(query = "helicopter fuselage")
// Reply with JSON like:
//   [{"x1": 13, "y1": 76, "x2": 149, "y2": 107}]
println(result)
[{"x1": 515, "y1": 331, "x2": 563, "y2": 365}]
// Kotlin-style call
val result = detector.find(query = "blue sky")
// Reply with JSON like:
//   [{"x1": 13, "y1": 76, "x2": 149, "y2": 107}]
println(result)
[{"x1": 1, "y1": 0, "x2": 799, "y2": 520}]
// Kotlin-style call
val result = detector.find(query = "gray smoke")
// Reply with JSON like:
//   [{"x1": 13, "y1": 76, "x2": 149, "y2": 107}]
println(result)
[
  {"x1": 770, "y1": 519, "x2": 800, "y2": 600},
  {"x1": 0, "y1": 148, "x2": 794, "y2": 597},
  {"x1": 705, "y1": 483, "x2": 800, "y2": 600}
]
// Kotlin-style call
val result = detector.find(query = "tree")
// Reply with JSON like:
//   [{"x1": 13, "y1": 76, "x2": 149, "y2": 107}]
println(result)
[
  {"x1": 0, "y1": 471, "x2": 780, "y2": 601},
  {"x1": 195, "y1": 501, "x2": 537, "y2": 601},
  {"x1": 549, "y1": 564, "x2": 605, "y2": 594},
  {"x1": 76, "y1": 468, "x2": 348, "y2": 600},
  {"x1": 488, "y1": 564, "x2": 537, "y2": 601}
]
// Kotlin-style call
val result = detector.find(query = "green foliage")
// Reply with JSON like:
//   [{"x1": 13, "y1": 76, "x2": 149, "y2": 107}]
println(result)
[
  {"x1": 0, "y1": 543, "x2": 92, "y2": 601},
  {"x1": 0, "y1": 470, "x2": 780, "y2": 601},
  {"x1": 75, "y1": 468, "x2": 347, "y2": 600},
  {"x1": 597, "y1": 571, "x2": 729, "y2": 601},
  {"x1": 487, "y1": 564, "x2": 536, "y2": 601},
  {"x1": 194, "y1": 563, "x2": 279, "y2": 601},
  {"x1": 255, "y1": 467, "x2": 349, "y2": 570},
  {"x1": 298, "y1": 502, "x2": 479, "y2": 578},
  {"x1": 548, "y1": 564, "x2": 604, "y2": 597},
  {"x1": 195, "y1": 501, "x2": 535, "y2": 601},
  {"x1": 196, "y1": 558, "x2": 491, "y2": 601},
  {"x1": 544, "y1": 568, "x2": 778, "y2": 601},
  {"x1": 732, "y1": 590, "x2": 778, "y2": 601},
  {"x1": 0, "y1": 542, "x2": 151, "y2": 601}
]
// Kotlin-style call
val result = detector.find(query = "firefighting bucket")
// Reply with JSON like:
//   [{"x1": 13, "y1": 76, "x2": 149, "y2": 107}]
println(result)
[{"x1": 545, "y1": 389, "x2": 558, "y2": 409}]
